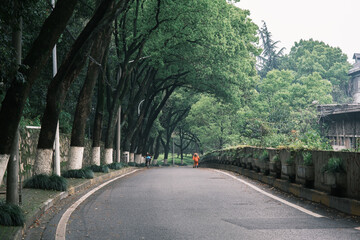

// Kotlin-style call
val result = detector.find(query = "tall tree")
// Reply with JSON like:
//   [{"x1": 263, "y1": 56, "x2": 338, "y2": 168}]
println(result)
[
  {"x1": 6, "y1": 0, "x2": 22, "y2": 204},
  {"x1": 68, "y1": 26, "x2": 112, "y2": 170},
  {"x1": 0, "y1": 0, "x2": 80, "y2": 183},
  {"x1": 186, "y1": 95, "x2": 239, "y2": 152},
  {"x1": 34, "y1": 0, "x2": 131, "y2": 175},
  {"x1": 159, "y1": 91, "x2": 191, "y2": 164},
  {"x1": 282, "y1": 39, "x2": 351, "y2": 103},
  {"x1": 257, "y1": 21, "x2": 285, "y2": 78},
  {"x1": 102, "y1": 0, "x2": 164, "y2": 164}
]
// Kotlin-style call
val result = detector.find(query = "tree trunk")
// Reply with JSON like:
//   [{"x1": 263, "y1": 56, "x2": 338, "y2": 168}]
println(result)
[
  {"x1": 0, "y1": 0, "x2": 79, "y2": 183},
  {"x1": 161, "y1": 136, "x2": 171, "y2": 165},
  {"x1": 35, "y1": 0, "x2": 127, "y2": 175},
  {"x1": 68, "y1": 27, "x2": 111, "y2": 170},
  {"x1": 153, "y1": 133, "x2": 161, "y2": 161},
  {"x1": 92, "y1": 63, "x2": 109, "y2": 165},
  {"x1": 6, "y1": 9, "x2": 22, "y2": 201},
  {"x1": 138, "y1": 85, "x2": 177, "y2": 157},
  {"x1": 121, "y1": 66, "x2": 155, "y2": 153},
  {"x1": 147, "y1": 137, "x2": 155, "y2": 154},
  {"x1": 104, "y1": 72, "x2": 131, "y2": 163},
  {"x1": 6, "y1": 129, "x2": 19, "y2": 204}
]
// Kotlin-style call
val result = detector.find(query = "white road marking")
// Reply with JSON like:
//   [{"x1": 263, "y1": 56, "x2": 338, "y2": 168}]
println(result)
[
  {"x1": 55, "y1": 169, "x2": 139, "y2": 240},
  {"x1": 214, "y1": 170, "x2": 324, "y2": 218}
]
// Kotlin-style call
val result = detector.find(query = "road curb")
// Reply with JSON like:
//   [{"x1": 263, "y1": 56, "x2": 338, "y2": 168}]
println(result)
[
  {"x1": 204, "y1": 163, "x2": 360, "y2": 217},
  {"x1": 13, "y1": 167, "x2": 138, "y2": 240}
]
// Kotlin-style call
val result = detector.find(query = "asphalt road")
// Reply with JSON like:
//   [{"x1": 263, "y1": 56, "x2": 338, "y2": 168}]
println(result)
[{"x1": 31, "y1": 167, "x2": 360, "y2": 240}]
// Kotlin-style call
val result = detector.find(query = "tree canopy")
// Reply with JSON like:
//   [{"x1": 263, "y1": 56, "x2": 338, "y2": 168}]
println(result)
[{"x1": 0, "y1": 0, "x2": 355, "y2": 183}]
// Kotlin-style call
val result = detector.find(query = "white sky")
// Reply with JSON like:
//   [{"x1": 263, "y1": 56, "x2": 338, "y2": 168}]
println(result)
[{"x1": 235, "y1": 0, "x2": 360, "y2": 63}]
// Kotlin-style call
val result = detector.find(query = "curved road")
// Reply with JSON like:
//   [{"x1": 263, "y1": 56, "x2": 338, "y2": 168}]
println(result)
[{"x1": 33, "y1": 167, "x2": 360, "y2": 239}]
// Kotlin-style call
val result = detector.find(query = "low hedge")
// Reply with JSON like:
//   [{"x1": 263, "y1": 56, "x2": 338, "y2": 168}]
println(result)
[
  {"x1": 87, "y1": 164, "x2": 110, "y2": 173},
  {"x1": 62, "y1": 169, "x2": 94, "y2": 179},
  {"x1": 0, "y1": 201, "x2": 25, "y2": 226},
  {"x1": 107, "y1": 162, "x2": 127, "y2": 170},
  {"x1": 24, "y1": 174, "x2": 67, "y2": 191}
]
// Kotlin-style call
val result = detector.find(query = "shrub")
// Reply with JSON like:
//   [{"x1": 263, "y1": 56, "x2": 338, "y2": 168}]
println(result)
[
  {"x1": 0, "y1": 201, "x2": 25, "y2": 226},
  {"x1": 302, "y1": 152, "x2": 313, "y2": 166},
  {"x1": 322, "y1": 157, "x2": 345, "y2": 174},
  {"x1": 127, "y1": 162, "x2": 136, "y2": 167},
  {"x1": 260, "y1": 150, "x2": 269, "y2": 162},
  {"x1": 24, "y1": 174, "x2": 67, "y2": 191},
  {"x1": 107, "y1": 162, "x2": 127, "y2": 170},
  {"x1": 272, "y1": 155, "x2": 280, "y2": 162},
  {"x1": 88, "y1": 165, "x2": 110, "y2": 173},
  {"x1": 137, "y1": 163, "x2": 146, "y2": 167},
  {"x1": 162, "y1": 163, "x2": 170, "y2": 167},
  {"x1": 62, "y1": 169, "x2": 94, "y2": 179},
  {"x1": 285, "y1": 155, "x2": 294, "y2": 165}
]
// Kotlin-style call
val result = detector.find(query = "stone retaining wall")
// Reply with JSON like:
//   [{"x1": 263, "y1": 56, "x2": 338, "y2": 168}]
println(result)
[{"x1": 201, "y1": 147, "x2": 360, "y2": 200}]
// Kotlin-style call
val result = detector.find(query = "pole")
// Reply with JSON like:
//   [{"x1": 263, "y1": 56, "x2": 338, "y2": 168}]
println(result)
[
  {"x1": 172, "y1": 137, "x2": 174, "y2": 166},
  {"x1": 117, "y1": 106, "x2": 121, "y2": 162},
  {"x1": 52, "y1": 0, "x2": 61, "y2": 176}
]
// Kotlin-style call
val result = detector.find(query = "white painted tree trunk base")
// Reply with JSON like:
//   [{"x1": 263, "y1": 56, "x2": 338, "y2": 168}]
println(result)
[
  {"x1": 104, "y1": 148, "x2": 113, "y2": 164},
  {"x1": 135, "y1": 154, "x2": 142, "y2": 164},
  {"x1": 0, "y1": 154, "x2": 10, "y2": 185},
  {"x1": 91, "y1": 147, "x2": 101, "y2": 166},
  {"x1": 34, "y1": 149, "x2": 53, "y2": 175},
  {"x1": 153, "y1": 159, "x2": 158, "y2": 165},
  {"x1": 164, "y1": 159, "x2": 168, "y2": 165},
  {"x1": 68, "y1": 146, "x2": 84, "y2": 170},
  {"x1": 123, "y1": 151, "x2": 129, "y2": 163},
  {"x1": 129, "y1": 153, "x2": 135, "y2": 162}
]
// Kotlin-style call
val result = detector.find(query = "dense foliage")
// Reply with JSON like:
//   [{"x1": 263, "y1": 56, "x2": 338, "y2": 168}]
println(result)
[{"x1": 185, "y1": 38, "x2": 351, "y2": 152}]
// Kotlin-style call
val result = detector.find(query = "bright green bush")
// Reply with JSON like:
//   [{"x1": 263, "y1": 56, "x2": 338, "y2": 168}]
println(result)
[
  {"x1": 0, "y1": 201, "x2": 25, "y2": 226},
  {"x1": 24, "y1": 174, "x2": 67, "y2": 191}
]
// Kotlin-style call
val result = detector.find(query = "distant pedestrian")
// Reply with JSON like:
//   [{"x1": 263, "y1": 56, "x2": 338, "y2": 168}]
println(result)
[
  {"x1": 193, "y1": 153, "x2": 200, "y2": 168},
  {"x1": 145, "y1": 152, "x2": 152, "y2": 168}
]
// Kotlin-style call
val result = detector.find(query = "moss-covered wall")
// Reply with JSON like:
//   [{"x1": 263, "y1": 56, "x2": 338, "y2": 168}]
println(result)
[{"x1": 17, "y1": 128, "x2": 99, "y2": 181}]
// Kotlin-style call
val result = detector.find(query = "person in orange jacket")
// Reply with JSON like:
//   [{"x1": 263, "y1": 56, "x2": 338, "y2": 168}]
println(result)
[{"x1": 193, "y1": 153, "x2": 200, "y2": 168}]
